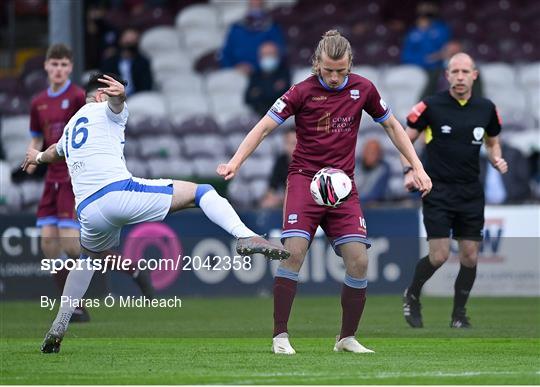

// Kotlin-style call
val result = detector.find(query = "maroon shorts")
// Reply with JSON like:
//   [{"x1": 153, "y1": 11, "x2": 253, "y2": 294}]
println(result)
[
  {"x1": 281, "y1": 173, "x2": 370, "y2": 255},
  {"x1": 36, "y1": 180, "x2": 79, "y2": 229}
]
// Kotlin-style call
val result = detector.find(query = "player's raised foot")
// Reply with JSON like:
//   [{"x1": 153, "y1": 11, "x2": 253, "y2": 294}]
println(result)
[
  {"x1": 69, "y1": 307, "x2": 90, "y2": 323},
  {"x1": 272, "y1": 332, "x2": 296, "y2": 355},
  {"x1": 236, "y1": 236, "x2": 290, "y2": 261},
  {"x1": 403, "y1": 288, "x2": 423, "y2": 328},
  {"x1": 450, "y1": 307, "x2": 471, "y2": 328},
  {"x1": 133, "y1": 269, "x2": 155, "y2": 299},
  {"x1": 333, "y1": 336, "x2": 374, "y2": 353},
  {"x1": 41, "y1": 322, "x2": 66, "y2": 354}
]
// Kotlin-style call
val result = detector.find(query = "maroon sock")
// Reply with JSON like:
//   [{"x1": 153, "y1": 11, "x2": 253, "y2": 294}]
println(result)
[
  {"x1": 52, "y1": 268, "x2": 69, "y2": 291},
  {"x1": 273, "y1": 277, "x2": 298, "y2": 337},
  {"x1": 340, "y1": 284, "x2": 367, "y2": 340}
]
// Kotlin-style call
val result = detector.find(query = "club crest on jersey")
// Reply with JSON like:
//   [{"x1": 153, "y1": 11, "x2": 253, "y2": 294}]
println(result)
[
  {"x1": 472, "y1": 127, "x2": 485, "y2": 144},
  {"x1": 350, "y1": 89, "x2": 360, "y2": 100},
  {"x1": 287, "y1": 214, "x2": 298, "y2": 224},
  {"x1": 61, "y1": 99, "x2": 69, "y2": 109}
]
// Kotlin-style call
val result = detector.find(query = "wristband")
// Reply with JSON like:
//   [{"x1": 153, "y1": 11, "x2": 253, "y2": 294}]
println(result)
[
  {"x1": 36, "y1": 152, "x2": 44, "y2": 164},
  {"x1": 402, "y1": 166, "x2": 413, "y2": 175}
]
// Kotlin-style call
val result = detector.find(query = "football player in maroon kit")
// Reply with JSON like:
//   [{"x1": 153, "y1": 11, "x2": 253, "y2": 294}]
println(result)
[{"x1": 218, "y1": 30, "x2": 432, "y2": 354}]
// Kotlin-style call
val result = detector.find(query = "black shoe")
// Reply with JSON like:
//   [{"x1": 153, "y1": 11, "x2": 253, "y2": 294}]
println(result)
[
  {"x1": 133, "y1": 269, "x2": 155, "y2": 299},
  {"x1": 450, "y1": 307, "x2": 471, "y2": 328},
  {"x1": 69, "y1": 307, "x2": 90, "y2": 323},
  {"x1": 403, "y1": 288, "x2": 423, "y2": 328},
  {"x1": 41, "y1": 323, "x2": 65, "y2": 354}
]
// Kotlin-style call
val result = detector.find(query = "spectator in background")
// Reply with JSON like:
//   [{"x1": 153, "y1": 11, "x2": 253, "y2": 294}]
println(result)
[
  {"x1": 355, "y1": 139, "x2": 390, "y2": 205},
  {"x1": 260, "y1": 127, "x2": 296, "y2": 209},
  {"x1": 480, "y1": 143, "x2": 531, "y2": 204},
  {"x1": 85, "y1": 1, "x2": 118, "y2": 69},
  {"x1": 401, "y1": 1, "x2": 450, "y2": 71},
  {"x1": 421, "y1": 40, "x2": 483, "y2": 99},
  {"x1": 101, "y1": 28, "x2": 152, "y2": 96},
  {"x1": 245, "y1": 41, "x2": 291, "y2": 117},
  {"x1": 220, "y1": 0, "x2": 286, "y2": 75}
]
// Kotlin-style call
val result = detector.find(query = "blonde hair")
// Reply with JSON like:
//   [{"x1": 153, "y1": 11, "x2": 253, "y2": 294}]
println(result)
[{"x1": 311, "y1": 30, "x2": 353, "y2": 75}]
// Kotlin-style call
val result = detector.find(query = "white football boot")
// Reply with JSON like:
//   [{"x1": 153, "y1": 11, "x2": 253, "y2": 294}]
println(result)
[
  {"x1": 333, "y1": 336, "x2": 374, "y2": 353},
  {"x1": 272, "y1": 332, "x2": 296, "y2": 355}
]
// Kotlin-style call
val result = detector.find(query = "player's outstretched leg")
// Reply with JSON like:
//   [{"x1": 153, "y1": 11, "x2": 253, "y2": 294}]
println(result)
[
  {"x1": 236, "y1": 235, "x2": 289, "y2": 260},
  {"x1": 41, "y1": 253, "x2": 96, "y2": 353},
  {"x1": 171, "y1": 183, "x2": 290, "y2": 260}
]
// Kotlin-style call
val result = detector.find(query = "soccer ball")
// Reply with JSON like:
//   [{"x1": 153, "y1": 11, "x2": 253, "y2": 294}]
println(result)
[{"x1": 310, "y1": 167, "x2": 352, "y2": 207}]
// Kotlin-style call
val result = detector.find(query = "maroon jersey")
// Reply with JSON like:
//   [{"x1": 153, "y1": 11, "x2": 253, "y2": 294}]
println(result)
[
  {"x1": 29, "y1": 80, "x2": 86, "y2": 182},
  {"x1": 267, "y1": 74, "x2": 390, "y2": 177}
]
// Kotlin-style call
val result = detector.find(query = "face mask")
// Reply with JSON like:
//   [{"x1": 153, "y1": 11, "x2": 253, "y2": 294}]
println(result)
[
  {"x1": 260, "y1": 56, "x2": 279, "y2": 73},
  {"x1": 121, "y1": 44, "x2": 138, "y2": 56}
]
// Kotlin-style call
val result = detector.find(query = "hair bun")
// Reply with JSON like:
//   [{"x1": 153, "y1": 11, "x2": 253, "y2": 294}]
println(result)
[{"x1": 323, "y1": 30, "x2": 341, "y2": 38}]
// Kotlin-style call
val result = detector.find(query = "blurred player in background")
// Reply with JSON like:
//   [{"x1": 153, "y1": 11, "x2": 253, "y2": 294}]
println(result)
[
  {"x1": 26, "y1": 46, "x2": 154, "y2": 319},
  {"x1": 23, "y1": 72, "x2": 289, "y2": 353},
  {"x1": 401, "y1": 53, "x2": 508, "y2": 329},
  {"x1": 26, "y1": 44, "x2": 89, "y2": 322},
  {"x1": 218, "y1": 30, "x2": 432, "y2": 354}
]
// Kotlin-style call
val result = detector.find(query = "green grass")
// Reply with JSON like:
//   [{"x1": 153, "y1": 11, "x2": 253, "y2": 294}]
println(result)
[{"x1": 1, "y1": 296, "x2": 539, "y2": 384}]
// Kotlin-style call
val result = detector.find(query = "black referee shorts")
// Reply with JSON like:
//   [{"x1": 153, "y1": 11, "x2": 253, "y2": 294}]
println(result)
[{"x1": 422, "y1": 180, "x2": 484, "y2": 241}]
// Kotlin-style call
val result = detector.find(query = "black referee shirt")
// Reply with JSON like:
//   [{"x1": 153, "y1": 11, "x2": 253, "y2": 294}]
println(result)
[{"x1": 407, "y1": 90, "x2": 502, "y2": 184}]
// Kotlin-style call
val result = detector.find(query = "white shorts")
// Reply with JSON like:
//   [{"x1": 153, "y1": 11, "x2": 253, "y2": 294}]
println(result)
[{"x1": 77, "y1": 177, "x2": 173, "y2": 253}]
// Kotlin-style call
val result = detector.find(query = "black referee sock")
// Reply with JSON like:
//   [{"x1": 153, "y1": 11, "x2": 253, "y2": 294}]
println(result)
[
  {"x1": 453, "y1": 264, "x2": 477, "y2": 312},
  {"x1": 408, "y1": 255, "x2": 438, "y2": 299}
]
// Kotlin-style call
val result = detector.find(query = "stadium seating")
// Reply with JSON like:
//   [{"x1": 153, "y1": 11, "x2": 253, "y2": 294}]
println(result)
[
  {"x1": 2, "y1": 0, "x2": 540, "y2": 212},
  {"x1": 175, "y1": 3, "x2": 219, "y2": 33},
  {"x1": 382, "y1": 65, "x2": 427, "y2": 122},
  {"x1": 159, "y1": 72, "x2": 205, "y2": 96},
  {"x1": 126, "y1": 92, "x2": 168, "y2": 124},
  {"x1": 139, "y1": 26, "x2": 181, "y2": 59},
  {"x1": 1, "y1": 115, "x2": 30, "y2": 170},
  {"x1": 210, "y1": 0, "x2": 249, "y2": 28},
  {"x1": 166, "y1": 92, "x2": 211, "y2": 126}
]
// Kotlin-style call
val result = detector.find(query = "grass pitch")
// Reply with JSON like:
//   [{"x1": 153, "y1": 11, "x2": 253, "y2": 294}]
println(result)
[{"x1": 1, "y1": 295, "x2": 539, "y2": 384}]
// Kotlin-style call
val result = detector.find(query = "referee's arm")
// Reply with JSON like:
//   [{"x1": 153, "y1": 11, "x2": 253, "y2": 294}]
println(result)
[{"x1": 484, "y1": 135, "x2": 508, "y2": 174}]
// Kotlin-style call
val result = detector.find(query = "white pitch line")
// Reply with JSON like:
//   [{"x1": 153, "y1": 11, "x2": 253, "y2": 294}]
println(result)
[{"x1": 225, "y1": 369, "x2": 540, "y2": 384}]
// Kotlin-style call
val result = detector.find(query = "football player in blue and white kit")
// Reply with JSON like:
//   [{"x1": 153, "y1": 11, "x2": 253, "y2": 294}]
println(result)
[{"x1": 23, "y1": 72, "x2": 290, "y2": 353}]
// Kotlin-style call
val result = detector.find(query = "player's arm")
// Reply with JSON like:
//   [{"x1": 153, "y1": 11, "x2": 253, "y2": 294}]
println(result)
[
  {"x1": 380, "y1": 115, "x2": 432, "y2": 197},
  {"x1": 24, "y1": 136, "x2": 44, "y2": 174},
  {"x1": 398, "y1": 127, "x2": 423, "y2": 192},
  {"x1": 484, "y1": 135, "x2": 508, "y2": 174},
  {"x1": 217, "y1": 115, "x2": 279, "y2": 180},
  {"x1": 99, "y1": 74, "x2": 126, "y2": 114},
  {"x1": 21, "y1": 143, "x2": 63, "y2": 171}
]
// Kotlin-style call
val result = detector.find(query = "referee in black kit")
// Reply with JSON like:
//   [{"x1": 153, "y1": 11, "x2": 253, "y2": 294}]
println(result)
[{"x1": 400, "y1": 53, "x2": 508, "y2": 328}]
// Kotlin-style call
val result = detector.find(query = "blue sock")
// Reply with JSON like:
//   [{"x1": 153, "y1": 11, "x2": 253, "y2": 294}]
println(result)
[
  {"x1": 344, "y1": 274, "x2": 367, "y2": 289},
  {"x1": 275, "y1": 267, "x2": 299, "y2": 282}
]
